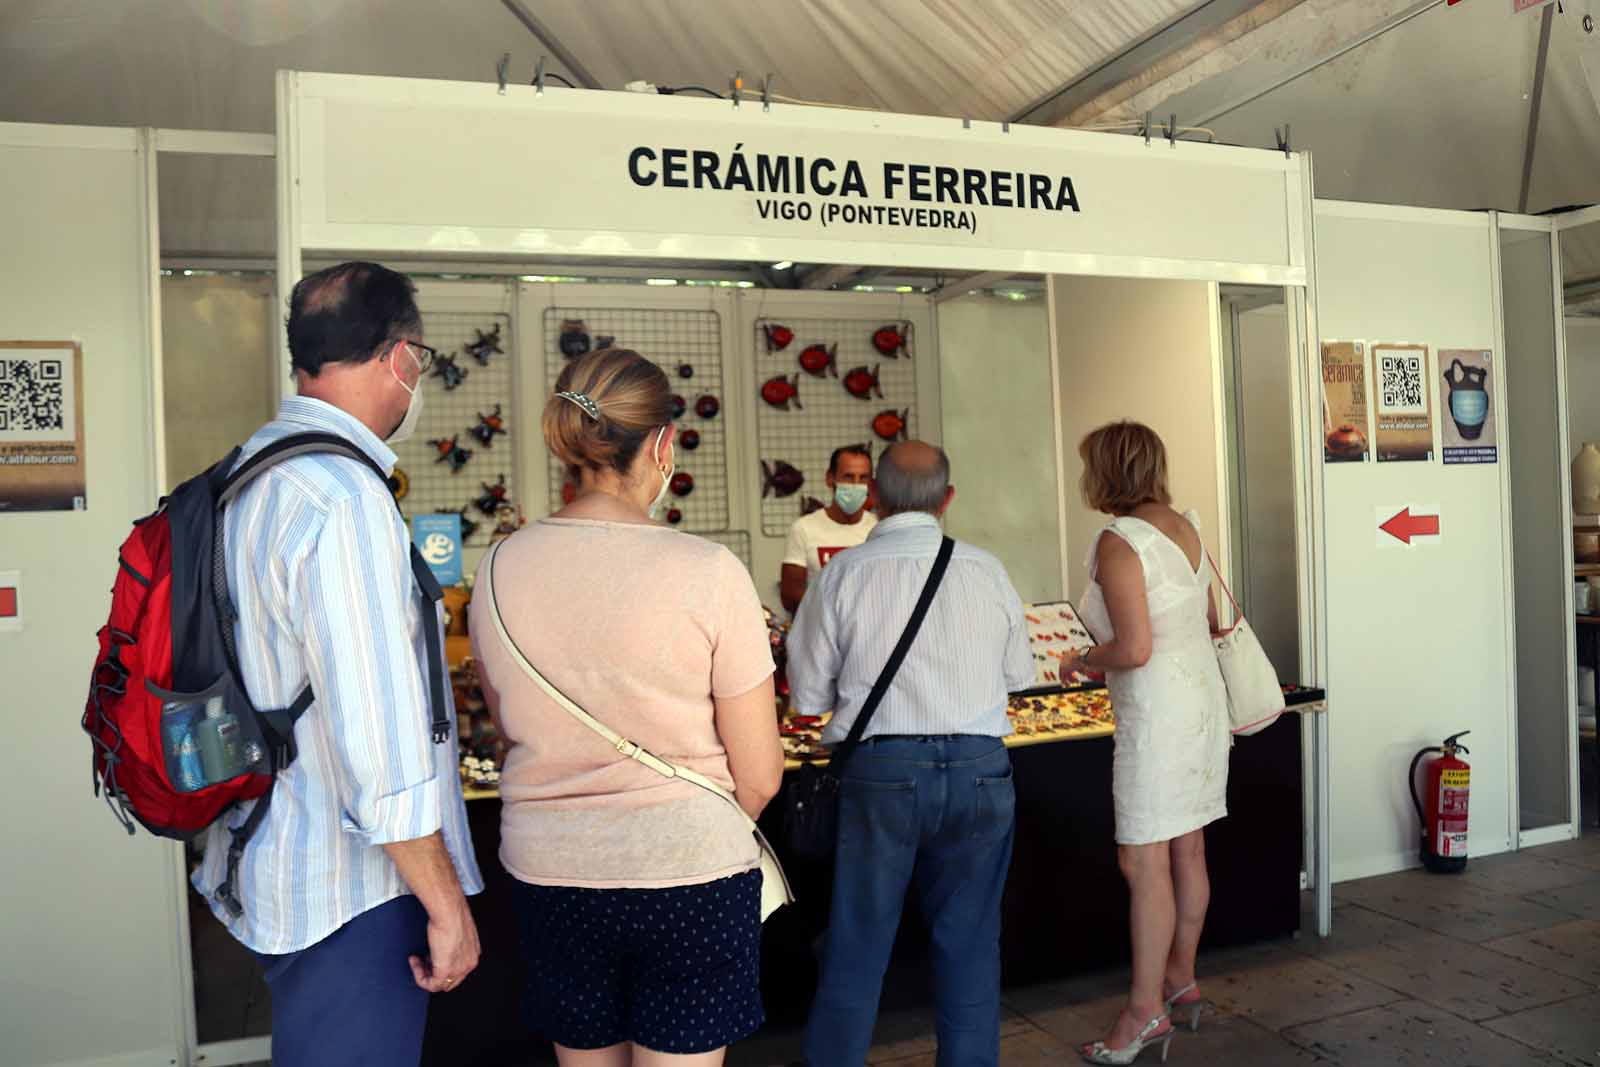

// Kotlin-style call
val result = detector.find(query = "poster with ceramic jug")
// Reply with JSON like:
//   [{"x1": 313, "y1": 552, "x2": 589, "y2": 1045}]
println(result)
[{"x1": 1437, "y1": 349, "x2": 1496, "y2": 464}]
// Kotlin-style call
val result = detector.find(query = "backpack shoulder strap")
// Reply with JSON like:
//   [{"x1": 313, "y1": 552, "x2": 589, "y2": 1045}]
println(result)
[
  {"x1": 215, "y1": 430, "x2": 450, "y2": 744},
  {"x1": 219, "y1": 431, "x2": 390, "y2": 506}
]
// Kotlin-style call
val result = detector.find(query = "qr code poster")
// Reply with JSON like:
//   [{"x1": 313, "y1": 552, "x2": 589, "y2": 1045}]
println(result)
[
  {"x1": 0, "y1": 342, "x2": 86, "y2": 512},
  {"x1": 1371, "y1": 343, "x2": 1435, "y2": 463}
]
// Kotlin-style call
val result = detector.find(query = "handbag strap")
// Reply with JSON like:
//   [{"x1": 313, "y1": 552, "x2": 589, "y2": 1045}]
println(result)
[
  {"x1": 1204, "y1": 550, "x2": 1245, "y2": 634},
  {"x1": 830, "y1": 535, "x2": 956, "y2": 774},
  {"x1": 478, "y1": 541, "x2": 757, "y2": 830}
]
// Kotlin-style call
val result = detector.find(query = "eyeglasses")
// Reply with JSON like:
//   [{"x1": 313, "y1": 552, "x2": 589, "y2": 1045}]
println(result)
[{"x1": 398, "y1": 339, "x2": 438, "y2": 376}]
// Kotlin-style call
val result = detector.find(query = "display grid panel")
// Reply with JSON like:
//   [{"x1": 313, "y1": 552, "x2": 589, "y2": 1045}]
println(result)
[
  {"x1": 542, "y1": 307, "x2": 729, "y2": 532},
  {"x1": 393, "y1": 312, "x2": 516, "y2": 547},
  {"x1": 753, "y1": 316, "x2": 917, "y2": 534}
]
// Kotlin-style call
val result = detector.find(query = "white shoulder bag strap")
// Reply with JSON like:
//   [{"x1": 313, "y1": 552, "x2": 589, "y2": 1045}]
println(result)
[{"x1": 478, "y1": 541, "x2": 793, "y2": 918}]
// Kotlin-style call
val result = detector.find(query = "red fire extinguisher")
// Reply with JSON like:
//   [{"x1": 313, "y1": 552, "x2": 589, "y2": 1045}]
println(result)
[{"x1": 1409, "y1": 731, "x2": 1471, "y2": 873}]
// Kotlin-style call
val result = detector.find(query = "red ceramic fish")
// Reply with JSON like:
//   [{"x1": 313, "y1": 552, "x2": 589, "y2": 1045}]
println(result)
[
  {"x1": 695, "y1": 394, "x2": 720, "y2": 419},
  {"x1": 800, "y1": 496, "x2": 824, "y2": 516},
  {"x1": 842, "y1": 365, "x2": 883, "y2": 400},
  {"x1": 679, "y1": 429, "x2": 701, "y2": 451},
  {"x1": 762, "y1": 460, "x2": 805, "y2": 498},
  {"x1": 761, "y1": 374, "x2": 803, "y2": 411},
  {"x1": 763, "y1": 323, "x2": 795, "y2": 352},
  {"x1": 798, "y1": 343, "x2": 838, "y2": 379},
  {"x1": 872, "y1": 322, "x2": 912, "y2": 358},
  {"x1": 872, "y1": 408, "x2": 909, "y2": 442},
  {"x1": 670, "y1": 472, "x2": 695, "y2": 497}
]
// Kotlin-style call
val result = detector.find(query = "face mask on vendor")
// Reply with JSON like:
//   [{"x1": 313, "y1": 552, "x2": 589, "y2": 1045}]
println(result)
[{"x1": 833, "y1": 483, "x2": 869, "y2": 514}]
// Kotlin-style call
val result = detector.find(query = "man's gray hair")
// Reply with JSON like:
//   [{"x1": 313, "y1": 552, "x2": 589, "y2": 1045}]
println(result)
[{"x1": 876, "y1": 445, "x2": 951, "y2": 514}]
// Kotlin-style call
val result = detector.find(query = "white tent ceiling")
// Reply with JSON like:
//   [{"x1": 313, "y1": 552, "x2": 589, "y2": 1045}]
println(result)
[{"x1": 5, "y1": 0, "x2": 1600, "y2": 285}]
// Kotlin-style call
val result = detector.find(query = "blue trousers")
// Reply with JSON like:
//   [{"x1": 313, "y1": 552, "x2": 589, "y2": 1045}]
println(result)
[
  {"x1": 803, "y1": 735, "x2": 1016, "y2": 1067},
  {"x1": 254, "y1": 895, "x2": 430, "y2": 1067}
]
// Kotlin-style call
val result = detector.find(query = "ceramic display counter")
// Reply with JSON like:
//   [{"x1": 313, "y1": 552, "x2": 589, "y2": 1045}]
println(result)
[{"x1": 428, "y1": 695, "x2": 1321, "y2": 1062}]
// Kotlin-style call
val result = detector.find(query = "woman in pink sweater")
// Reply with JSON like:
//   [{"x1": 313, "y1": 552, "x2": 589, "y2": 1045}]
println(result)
[{"x1": 470, "y1": 347, "x2": 784, "y2": 1066}]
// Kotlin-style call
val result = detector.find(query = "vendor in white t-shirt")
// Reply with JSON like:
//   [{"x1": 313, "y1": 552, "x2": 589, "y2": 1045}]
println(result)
[{"x1": 781, "y1": 445, "x2": 877, "y2": 614}]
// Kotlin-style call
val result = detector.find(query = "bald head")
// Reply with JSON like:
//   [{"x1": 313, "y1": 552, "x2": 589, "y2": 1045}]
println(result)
[{"x1": 877, "y1": 440, "x2": 952, "y2": 516}]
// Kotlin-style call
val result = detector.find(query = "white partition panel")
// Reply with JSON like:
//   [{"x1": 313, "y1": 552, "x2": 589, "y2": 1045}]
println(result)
[
  {"x1": 936, "y1": 294, "x2": 1062, "y2": 603},
  {"x1": 1312, "y1": 201, "x2": 1513, "y2": 881},
  {"x1": 1049, "y1": 275, "x2": 1229, "y2": 603},
  {"x1": 0, "y1": 124, "x2": 179, "y2": 1066}
]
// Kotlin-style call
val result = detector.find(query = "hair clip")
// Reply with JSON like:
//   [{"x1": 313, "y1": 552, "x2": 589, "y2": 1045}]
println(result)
[{"x1": 556, "y1": 391, "x2": 601, "y2": 420}]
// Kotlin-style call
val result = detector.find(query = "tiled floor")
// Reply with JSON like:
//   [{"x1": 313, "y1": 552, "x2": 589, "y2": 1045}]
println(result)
[{"x1": 727, "y1": 829, "x2": 1600, "y2": 1066}]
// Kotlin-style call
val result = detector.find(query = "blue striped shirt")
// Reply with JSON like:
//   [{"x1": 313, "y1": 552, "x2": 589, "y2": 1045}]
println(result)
[
  {"x1": 192, "y1": 397, "x2": 483, "y2": 954},
  {"x1": 787, "y1": 512, "x2": 1034, "y2": 744}
]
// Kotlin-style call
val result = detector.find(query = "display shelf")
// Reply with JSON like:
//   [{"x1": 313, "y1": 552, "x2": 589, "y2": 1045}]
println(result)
[
  {"x1": 1575, "y1": 526, "x2": 1600, "y2": 536},
  {"x1": 1576, "y1": 564, "x2": 1600, "y2": 577}
]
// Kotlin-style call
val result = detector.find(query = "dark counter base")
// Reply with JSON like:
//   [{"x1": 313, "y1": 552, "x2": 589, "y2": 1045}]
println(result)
[{"x1": 423, "y1": 714, "x2": 1303, "y2": 1062}]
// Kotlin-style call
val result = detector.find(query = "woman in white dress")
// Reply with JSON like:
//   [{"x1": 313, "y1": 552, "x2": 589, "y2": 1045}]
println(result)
[{"x1": 1063, "y1": 421, "x2": 1231, "y2": 1065}]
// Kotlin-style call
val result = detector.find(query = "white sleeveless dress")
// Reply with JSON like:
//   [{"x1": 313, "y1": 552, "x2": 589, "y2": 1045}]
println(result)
[{"x1": 1078, "y1": 512, "x2": 1231, "y2": 846}]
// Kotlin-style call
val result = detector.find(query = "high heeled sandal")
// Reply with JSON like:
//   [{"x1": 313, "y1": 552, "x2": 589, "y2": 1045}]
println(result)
[
  {"x1": 1164, "y1": 982, "x2": 1204, "y2": 1033},
  {"x1": 1080, "y1": 1013, "x2": 1174, "y2": 1065}
]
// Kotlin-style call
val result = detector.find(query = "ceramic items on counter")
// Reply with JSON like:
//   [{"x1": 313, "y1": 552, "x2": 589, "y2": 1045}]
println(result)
[
  {"x1": 1575, "y1": 444, "x2": 1600, "y2": 514},
  {"x1": 442, "y1": 586, "x2": 470, "y2": 637}
]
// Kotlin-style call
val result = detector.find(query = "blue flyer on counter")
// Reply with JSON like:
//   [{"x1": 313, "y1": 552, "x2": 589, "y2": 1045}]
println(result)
[{"x1": 412, "y1": 512, "x2": 463, "y2": 586}]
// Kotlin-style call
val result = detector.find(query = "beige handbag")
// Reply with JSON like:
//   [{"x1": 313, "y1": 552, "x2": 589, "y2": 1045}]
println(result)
[
  {"x1": 1206, "y1": 555, "x2": 1286, "y2": 737},
  {"x1": 479, "y1": 543, "x2": 794, "y2": 921}
]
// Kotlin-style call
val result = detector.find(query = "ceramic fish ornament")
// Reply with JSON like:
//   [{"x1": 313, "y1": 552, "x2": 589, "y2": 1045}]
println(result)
[
  {"x1": 800, "y1": 495, "x2": 825, "y2": 516},
  {"x1": 670, "y1": 472, "x2": 695, "y2": 497},
  {"x1": 842, "y1": 364, "x2": 883, "y2": 400},
  {"x1": 798, "y1": 343, "x2": 838, "y2": 379},
  {"x1": 559, "y1": 320, "x2": 591, "y2": 359},
  {"x1": 475, "y1": 474, "x2": 510, "y2": 516},
  {"x1": 761, "y1": 374, "x2": 803, "y2": 411},
  {"x1": 669, "y1": 394, "x2": 687, "y2": 419},
  {"x1": 429, "y1": 436, "x2": 473, "y2": 473},
  {"x1": 677, "y1": 363, "x2": 695, "y2": 379},
  {"x1": 763, "y1": 323, "x2": 795, "y2": 352},
  {"x1": 872, "y1": 322, "x2": 912, "y2": 358},
  {"x1": 466, "y1": 324, "x2": 504, "y2": 366},
  {"x1": 470, "y1": 404, "x2": 508, "y2": 447},
  {"x1": 679, "y1": 429, "x2": 701, "y2": 451},
  {"x1": 456, "y1": 506, "x2": 482, "y2": 540},
  {"x1": 695, "y1": 395, "x2": 721, "y2": 419},
  {"x1": 872, "y1": 408, "x2": 909, "y2": 442},
  {"x1": 762, "y1": 460, "x2": 805, "y2": 498},
  {"x1": 431, "y1": 352, "x2": 468, "y2": 390}
]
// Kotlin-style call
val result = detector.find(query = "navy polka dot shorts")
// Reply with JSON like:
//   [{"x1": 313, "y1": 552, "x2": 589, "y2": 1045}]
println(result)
[{"x1": 513, "y1": 870, "x2": 765, "y2": 1054}]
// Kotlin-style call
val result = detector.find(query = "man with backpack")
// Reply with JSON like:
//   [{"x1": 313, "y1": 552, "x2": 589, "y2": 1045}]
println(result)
[{"x1": 190, "y1": 262, "x2": 483, "y2": 1064}]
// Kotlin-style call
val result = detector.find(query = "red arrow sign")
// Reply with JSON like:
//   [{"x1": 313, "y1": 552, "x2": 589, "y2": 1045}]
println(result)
[{"x1": 1380, "y1": 507, "x2": 1440, "y2": 544}]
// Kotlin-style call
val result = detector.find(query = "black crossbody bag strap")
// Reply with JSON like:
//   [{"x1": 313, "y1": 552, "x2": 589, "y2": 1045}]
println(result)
[{"x1": 828, "y1": 535, "x2": 955, "y2": 776}]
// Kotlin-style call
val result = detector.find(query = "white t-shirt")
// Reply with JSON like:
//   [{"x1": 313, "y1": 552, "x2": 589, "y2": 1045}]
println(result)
[{"x1": 783, "y1": 508, "x2": 878, "y2": 583}]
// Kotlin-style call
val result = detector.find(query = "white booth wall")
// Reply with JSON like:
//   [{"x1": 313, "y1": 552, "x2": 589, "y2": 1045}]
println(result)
[
  {"x1": 936, "y1": 293, "x2": 1062, "y2": 604},
  {"x1": 1312, "y1": 201, "x2": 1515, "y2": 880},
  {"x1": 0, "y1": 125, "x2": 182, "y2": 1066},
  {"x1": 1049, "y1": 275, "x2": 1227, "y2": 602}
]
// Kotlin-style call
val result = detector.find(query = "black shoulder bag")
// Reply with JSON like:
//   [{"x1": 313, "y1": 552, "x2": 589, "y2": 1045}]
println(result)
[{"x1": 783, "y1": 536, "x2": 955, "y2": 860}]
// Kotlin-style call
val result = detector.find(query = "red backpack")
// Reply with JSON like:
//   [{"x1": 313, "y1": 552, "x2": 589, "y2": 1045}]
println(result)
[{"x1": 83, "y1": 432, "x2": 449, "y2": 917}]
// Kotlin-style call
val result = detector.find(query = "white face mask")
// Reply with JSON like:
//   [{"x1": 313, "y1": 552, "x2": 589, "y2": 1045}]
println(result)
[
  {"x1": 386, "y1": 343, "x2": 425, "y2": 445},
  {"x1": 647, "y1": 426, "x2": 673, "y2": 519}
]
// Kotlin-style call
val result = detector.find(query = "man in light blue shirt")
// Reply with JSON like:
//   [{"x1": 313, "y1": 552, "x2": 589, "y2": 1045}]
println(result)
[
  {"x1": 788, "y1": 441, "x2": 1033, "y2": 1067},
  {"x1": 192, "y1": 262, "x2": 483, "y2": 1067}
]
